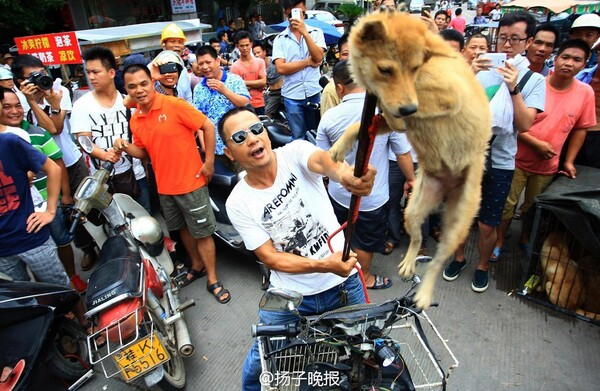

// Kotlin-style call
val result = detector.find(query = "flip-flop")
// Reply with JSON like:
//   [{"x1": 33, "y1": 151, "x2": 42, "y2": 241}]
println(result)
[
  {"x1": 489, "y1": 246, "x2": 502, "y2": 262},
  {"x1": 179, "y1": 267, "x2": 207, "y2": 287},
  {"x1": 367, "y1": 275, "x2": 393, "y2": 290},
  {"x1": 207, "y1": 281, "x2": 231, "y2": 304}
]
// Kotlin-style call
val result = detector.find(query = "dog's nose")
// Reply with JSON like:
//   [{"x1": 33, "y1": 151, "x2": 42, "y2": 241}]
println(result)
[{"x1": 399, "y1": 104, "x2": 418, "y2": 117}]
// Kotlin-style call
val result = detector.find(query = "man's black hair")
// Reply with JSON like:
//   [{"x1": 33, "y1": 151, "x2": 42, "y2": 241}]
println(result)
[
  {"x1": 498, "y1": 11, "x2": 538, "y2": 38},
  {"x1": 0, "y1": 86, "x2": 17, "y2": 102},
  {"x1": 236, "y1": 30, "x2": 252, "y2": 45},
  {"x1": 435, "y1": 10, "x2": 447, "y2": 20},
  {"x1": 122, "y1": 64, "x2": 152, "y2": 80},
  {"x1": 332, "y1": 59, "x2": 354, "y2": 87},
  {"x1": 455, "y1": 8, "x2": 462, "y2": 16},
  {"x1": 217, "y1": 31, "x2": 228, "y2": 41},
  {"x1": 208, "y1": 37, "x2": 220, "y2": 45},
  {"x1": 440, "y1": 29, "x2": 465, "y2": 50},
  {"x1": 556, "y1": 38, "x2": 591, "y2": 59},
  {"x1": 196, "y1": 45, "x2": 219, "y2": 60},
  {"x1": 82, "y1": 46, "x2": 117, "y2": 71},
  {"x1": 282, "y1": 0, "x2": 305, "y2": 10},
  {"x1": 217, "y1": 106, "x2": 258, "y2": 143},
  {"x1": 338, "y1": 33, "x2": 349, "y2": 49},
  {"x1": 533, "y1": 23, "x2": 560, "y2": 47},
  {"x1": 253, "y1": 41, "x2": 267, "y2": 51},
  {"x1": 11, "y1": 54, "x2": 44, "y2": 81}
]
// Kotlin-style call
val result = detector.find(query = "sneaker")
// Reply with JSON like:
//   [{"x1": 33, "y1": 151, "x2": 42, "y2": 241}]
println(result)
[
  {"x1": 442, "y1": 259, "x2": 466, "y2": 281},
  {"x1": 70, "y1": 274, "x2": 88, "y2": 294},
  {"x1": 471, "y1": 269, "x2": 489, "y2": 292}
]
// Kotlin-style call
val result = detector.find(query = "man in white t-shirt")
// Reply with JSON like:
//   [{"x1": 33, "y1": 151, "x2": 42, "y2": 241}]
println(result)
[
  {"x1": 317, "y1": 60, "x2": 415, "y2": 290},
  {"x1": 221, "y1": 107, "x2": 375, "y2": 391},
  {"x1": 70, "y1": 46, "x2": 150, "y2": 213}
]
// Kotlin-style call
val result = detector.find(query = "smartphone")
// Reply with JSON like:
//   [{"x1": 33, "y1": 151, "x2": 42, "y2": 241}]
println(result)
[
  {"x1": 421, "y1": 6, "x2": 431, "y2": 17},
  {"x1": 291, "y1": 8, "x2": 302, "y2": 20},
  {"x1": 480, "y1": 53, "x2": 507, "y2": 68},
  {"x1": 159, "y1": 62, "x2": 179, "y2": 74}
]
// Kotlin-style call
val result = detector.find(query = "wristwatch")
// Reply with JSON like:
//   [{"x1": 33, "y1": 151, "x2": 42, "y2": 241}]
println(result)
[
  {"x1": 51, "y1": 108, "x2": 61, "y2": 115},
  {"x1": 509, "y1": 85, "x2": 520, "y2": 96}
]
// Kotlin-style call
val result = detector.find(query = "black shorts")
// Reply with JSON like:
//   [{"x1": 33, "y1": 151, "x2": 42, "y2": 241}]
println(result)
[{"x1": 330, "y1": 198, "x2": 389, "y2": 253}]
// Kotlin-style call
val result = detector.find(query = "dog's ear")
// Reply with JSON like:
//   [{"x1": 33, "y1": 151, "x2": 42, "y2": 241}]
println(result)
[{"x1": 358, "y1": 20, "x2": 387, "y2": 43}]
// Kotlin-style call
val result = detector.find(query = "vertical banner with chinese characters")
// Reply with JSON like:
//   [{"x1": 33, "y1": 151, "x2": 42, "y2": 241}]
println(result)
[
  {"x1": 14, "y1": 32, "x2": 82, "y2": 65},
  {"x1": 171, "y1": 0, "x2": 197, "y2": 14}
]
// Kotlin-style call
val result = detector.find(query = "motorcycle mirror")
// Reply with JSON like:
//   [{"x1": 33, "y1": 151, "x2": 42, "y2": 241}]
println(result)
[
  {"x1": 258, "y1": 288, "x2": 303, "y2": 312},
  {"x1": 78, "y1": 135, "x2": 94, "y2": 154}
]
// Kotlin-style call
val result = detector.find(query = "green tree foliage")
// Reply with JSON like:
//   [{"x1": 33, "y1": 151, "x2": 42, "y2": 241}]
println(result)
[
  {"x1": 337, "y1": 4, "x2": 366, "y2": 29},
  {"x1": 0, "y1": 0, "x2": 67, "y2": 33}
]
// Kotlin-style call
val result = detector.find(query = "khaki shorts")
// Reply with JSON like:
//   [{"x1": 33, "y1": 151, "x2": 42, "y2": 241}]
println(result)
[{"x1": 159, "y1": 186, "x2": 216, "y2": 239}]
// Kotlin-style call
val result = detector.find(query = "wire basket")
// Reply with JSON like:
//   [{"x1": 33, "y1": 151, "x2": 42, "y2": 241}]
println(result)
[{"x1": 258, "y1": 311, "x2": 458, "y2": 391}]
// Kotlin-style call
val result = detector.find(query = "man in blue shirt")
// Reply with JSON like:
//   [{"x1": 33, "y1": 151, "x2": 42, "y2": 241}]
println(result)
[
  {"x1": 0, "y1": 131, "x2": 67, "y2": 283},
  {"x1": 272, "y1": 0, "x2": 326, "y2": 140},
  {"x1": 193, "y1": 45, "x2": 250, "y2": 167}
]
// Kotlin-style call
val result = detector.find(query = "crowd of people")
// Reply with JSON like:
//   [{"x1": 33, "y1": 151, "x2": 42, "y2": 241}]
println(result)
[{"x1": 1, "y1": 1, "x2": 600, "y2": 387}]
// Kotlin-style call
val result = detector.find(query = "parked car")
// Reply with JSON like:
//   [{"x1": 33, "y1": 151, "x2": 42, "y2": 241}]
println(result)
[
  {"x1": 305, "y1": 10, "x2": 346, "y2": 34},
  {"x1": 313, "y1": 0, "x2": 357, "y2": 21},
  {"x1": 467, "y1": 0, "x2": 479, "y2": 10}
]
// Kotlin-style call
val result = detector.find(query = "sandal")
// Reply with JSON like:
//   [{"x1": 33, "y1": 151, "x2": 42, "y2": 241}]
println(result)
[
  {"x1": 84, "y1": 322, "x2": 106, "y2": 348},
  {"x1": 489, "y1": 246, "x2": 502, "y2": 262},
  {"x1": 367, "y1": 275, "x2": 393, "y2": 290},
  {"x1": 179, "y1": 267, "x2": 207, "y2": 287},
  {"x1": 382, "y1": 241, "x2": 395, "y2": 255},
  {"x1": 207, "y1": 281, "x2": 231, "y2": 304}
]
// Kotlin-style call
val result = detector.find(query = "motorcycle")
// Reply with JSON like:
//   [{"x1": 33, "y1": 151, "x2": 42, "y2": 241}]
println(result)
[
  {"x1": 252, "y1": 274, "x2": 459, "y2": 391},
  {"x1": 0, "y1": 277, "x2": 92, "y2": 391},
  {"x1": 208, "y1": 115, "x2": 317, "y2": 290},
  {"x1": 69, "y1": 136, "x2": 195, "y2": 390}
]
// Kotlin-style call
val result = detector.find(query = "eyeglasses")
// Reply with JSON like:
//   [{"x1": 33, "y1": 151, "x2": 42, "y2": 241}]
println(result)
[
  {"x1": 497, "y1": 36, "x2": 528, "y2": 46},
  {"x1": 226, "y1": 122, "x2": 265, "y2": 145}
]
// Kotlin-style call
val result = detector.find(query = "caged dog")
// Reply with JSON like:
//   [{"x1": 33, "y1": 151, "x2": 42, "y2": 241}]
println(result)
[{"x1": 329, "y1": 11, "x2": 491, "y2": 308}]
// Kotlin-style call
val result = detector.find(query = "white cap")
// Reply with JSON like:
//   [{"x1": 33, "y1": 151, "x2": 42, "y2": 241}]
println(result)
[
  {"x1": 0, "y1": 67, "x2": 12, "y2": 80},
  {"x1": 188, "y1": 53, "x2": 196, "y2": 64},
  {"x1": 571, "y1": 13, "x2": 600, "y2": 30}
]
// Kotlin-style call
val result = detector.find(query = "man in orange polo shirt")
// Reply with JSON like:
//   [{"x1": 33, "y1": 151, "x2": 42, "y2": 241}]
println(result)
[{"x1": 113, "y1": 64, "x2": 230, "y2": 304}]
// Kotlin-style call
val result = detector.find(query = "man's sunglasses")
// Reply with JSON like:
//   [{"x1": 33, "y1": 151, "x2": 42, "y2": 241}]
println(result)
[{"x1": 226, "y1": 122, "x2": 265, "y2": 145}]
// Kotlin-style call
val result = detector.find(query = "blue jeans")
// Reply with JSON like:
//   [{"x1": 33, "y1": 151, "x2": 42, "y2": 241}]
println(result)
[
  {"x1": 241, "y1": 273, "x2": 365, "y2": 391},
  {"x1": 48, "y1": 203, "x2": 73, "y2": 247},
  {"x1": 135, "y1": 177, "x2": 152, "y2": 215},
  {"x1": 283, "y1": 93, "x2": 320, "y2": 141}
]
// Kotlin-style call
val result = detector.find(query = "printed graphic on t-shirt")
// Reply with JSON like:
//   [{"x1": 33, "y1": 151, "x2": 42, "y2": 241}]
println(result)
[
  {"x1": 88, "y1": 109, "x2": 130, "y2": 168},
  {"x1": 260, "y1": 172, "x2": 329, "y2": 258},
  {"x1": 0, "y1": 162, "x2": 19, "y2": 214}
]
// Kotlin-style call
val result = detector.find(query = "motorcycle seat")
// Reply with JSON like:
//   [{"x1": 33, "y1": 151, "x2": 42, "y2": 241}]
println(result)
[
  {"x1": 211, "y1": 158, "x2": 238, "y2": 190},
  {"x1": 85, "y1": 236, "x2": 143, "y2": 314}
]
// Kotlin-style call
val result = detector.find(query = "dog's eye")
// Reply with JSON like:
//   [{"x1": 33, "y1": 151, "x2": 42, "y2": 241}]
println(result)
[
  {"x1": 410, "y1": 66, "x2": 419, "y2": 72},
  {"x1": 377, "y1": 66, "x2": 393, "y2": 76}
]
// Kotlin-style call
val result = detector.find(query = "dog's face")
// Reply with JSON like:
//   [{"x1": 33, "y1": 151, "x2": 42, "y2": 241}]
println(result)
[{"x1": 349, "y1": 12, "x2": 448, "y2": 118}]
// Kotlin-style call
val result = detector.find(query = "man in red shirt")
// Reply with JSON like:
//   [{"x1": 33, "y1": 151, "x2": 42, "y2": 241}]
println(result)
[
  {"x1": 495, "y1": 39, "x2": 596, "y2": 251},
  {"x1": 230, "y1": 31, "x2": 266, "y2": 115},
  {"x1": 448, "y1": 7, "x2": 466, "y2": 34},
  {"x1": 114, "y1": 64, "x2": 231, "y2": 304}
]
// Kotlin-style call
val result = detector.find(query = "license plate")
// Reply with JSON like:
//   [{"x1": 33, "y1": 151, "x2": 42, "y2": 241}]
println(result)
[{"x1": 113, "y1": 333, "x2": 170, "y2": 381}]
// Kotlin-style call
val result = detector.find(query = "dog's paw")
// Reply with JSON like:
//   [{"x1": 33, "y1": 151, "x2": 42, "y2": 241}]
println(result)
[
  {"x1": 329, "y1": 142, "x2": 349, "y2": 162},
  {"x1": 398, "y1": 258, "x2": 416, "y2": 278},
  {"x1": 413, "y1": 287, "x2": 433, "y2": 310}
]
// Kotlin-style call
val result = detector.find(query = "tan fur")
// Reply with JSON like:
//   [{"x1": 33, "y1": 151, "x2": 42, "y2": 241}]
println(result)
[
  {"x1": 539, "y1": 232, "x2": 585, "y2": 311},
  {"x1": 330, "y1": 12, "x2": 491, "y2": 309}
]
